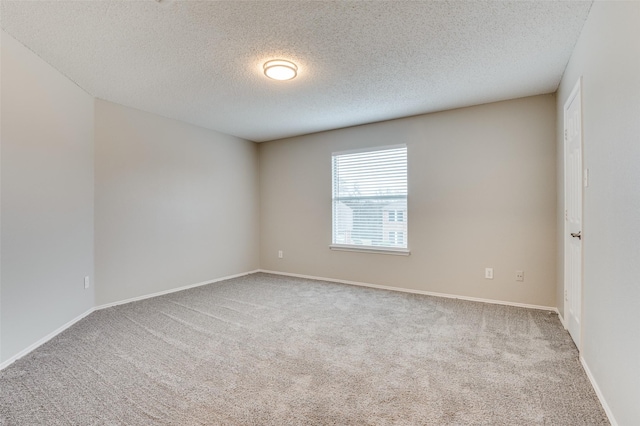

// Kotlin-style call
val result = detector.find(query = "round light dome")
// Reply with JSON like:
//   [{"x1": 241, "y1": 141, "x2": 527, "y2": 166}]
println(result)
[{"x1": 263, "y1": 59, "x2": 298, "y2": 81}]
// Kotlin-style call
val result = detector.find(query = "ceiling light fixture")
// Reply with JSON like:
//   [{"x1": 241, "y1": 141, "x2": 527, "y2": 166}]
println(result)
[{"x1": 263, "y1": 59, "x2": 298, "y2": 81}]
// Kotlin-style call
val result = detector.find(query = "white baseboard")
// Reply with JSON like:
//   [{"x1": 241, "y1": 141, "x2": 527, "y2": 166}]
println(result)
[
  {"x1": 1, "y1": 268, "x2": 559, "y2": 372},
  {"x1": 95, "y1": 270, "x2": 261, "y2": 310},
  {"x1": 558, "y1": 311, "x2": 567, "y2": 329},
  {"x1": 2, "y1": 268, "x2": 614, "y2": 424},
  {"x1": 0, "y1": 269, "x2": 260, "y2": 371},
  {"x1": 258, "y1": 269, "x2": 558, "y2": 312},
  {"x1": 580, "y1": 356, "x2": 618, "y2": 426},
  {"x1": 0, "y1": 307, "x2": 95, "y2": 371}
]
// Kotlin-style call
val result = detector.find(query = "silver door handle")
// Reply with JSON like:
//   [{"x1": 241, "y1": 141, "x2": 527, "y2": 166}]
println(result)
[{"x1": 570, "y1": 231, "x2": 581, "y2": 240}]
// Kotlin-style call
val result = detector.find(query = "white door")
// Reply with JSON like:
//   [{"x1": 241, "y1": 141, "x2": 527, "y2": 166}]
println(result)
[{"x1": 564, "y1": 78, "x2": 583, "y2": 349}]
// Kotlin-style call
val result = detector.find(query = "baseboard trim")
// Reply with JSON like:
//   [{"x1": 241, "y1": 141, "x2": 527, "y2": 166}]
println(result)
[
  {"x1": 258, "y1": 269, "x2": 558, "y2": 312},
  {"x1": 0, "y1": 269, "x2": 260, "y2": 371},
  {"x1": 95, "y1": 269, "x2": 261, "y2": 311},
  {"x1": 558, "y1": 311, "x2": 568, "y2": 329},
  {"x1": 580, "y1": 356, "x2": 618, "y2": 426},
  {"x1": 0, "y1": 307, "x2": 95, "y2": 371},
  {"x1": 2, "y1": 269, "x2": 559, "y2": 371}
]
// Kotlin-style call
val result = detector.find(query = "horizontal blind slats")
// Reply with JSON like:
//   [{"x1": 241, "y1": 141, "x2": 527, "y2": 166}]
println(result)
[{"x1": 332, "y1": 146, "x2": 407, "y2": 249}]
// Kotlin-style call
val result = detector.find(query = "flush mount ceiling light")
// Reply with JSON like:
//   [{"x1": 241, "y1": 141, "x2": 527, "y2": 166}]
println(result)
[{"x1": 263, "y1": 59, "x2": 298, "y2": 81}]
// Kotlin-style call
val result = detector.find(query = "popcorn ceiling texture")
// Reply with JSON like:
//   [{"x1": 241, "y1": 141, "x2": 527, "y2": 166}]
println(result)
[
  {"x1": 0, "y1": 273, "x2": 608, "y2": 424},
  {"x1": 0, "y1": 1, "x2": 592, "y2": 142}
]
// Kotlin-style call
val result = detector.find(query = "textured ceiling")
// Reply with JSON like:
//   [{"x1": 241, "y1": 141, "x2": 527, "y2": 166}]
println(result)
[{"x1": 1, "y1": 1, "x2": 592, "y2": 142}]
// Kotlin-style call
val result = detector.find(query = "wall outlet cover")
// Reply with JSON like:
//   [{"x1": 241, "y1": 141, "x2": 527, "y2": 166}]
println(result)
[{"x1": 485, "y1": 268, "x2": 494, "y2": 279}]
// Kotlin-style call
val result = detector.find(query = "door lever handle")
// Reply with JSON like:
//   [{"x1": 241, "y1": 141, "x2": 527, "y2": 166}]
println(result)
[{"x1": 570, "y1": 231, "x2": 582, "y2": 240}]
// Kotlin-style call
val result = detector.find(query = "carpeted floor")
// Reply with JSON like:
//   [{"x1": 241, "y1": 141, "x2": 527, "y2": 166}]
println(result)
[{"x1": 1, "y1": 273, "x2": 608, "y2": 425}]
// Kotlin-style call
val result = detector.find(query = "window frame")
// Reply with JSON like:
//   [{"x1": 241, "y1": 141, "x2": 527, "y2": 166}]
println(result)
[{"x1": 329, "y1": 144, "x2": 410, "y2": 256}]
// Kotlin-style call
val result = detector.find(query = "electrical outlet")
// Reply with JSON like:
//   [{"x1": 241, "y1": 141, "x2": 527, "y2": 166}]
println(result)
[
  {"x1": 516, "y1": 270, "x2": 524, "y2": 282},
  {"x1": 84, "y1": 276, "x2": 90, "y2": 289},
  {"x1": 485, "y1": 268, "x2": 493, "y2": 279},
  {"x1": 278, "y1": 250, "x2": 283, "y2": 259}
]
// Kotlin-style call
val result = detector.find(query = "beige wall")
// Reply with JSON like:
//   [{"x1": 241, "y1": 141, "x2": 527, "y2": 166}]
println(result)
[
  {"x1": 1, "y1": 32, "x2": 95, "y2": 363},
  {"x1": 557, "y1": 2, "x2": 640, "y2": 424},
  {"x1": 94, "y1": 100, "x2": 259, "y2": 305},
  {"x1": 260, "y1": 95, "x2": 557, "y2": 307}
]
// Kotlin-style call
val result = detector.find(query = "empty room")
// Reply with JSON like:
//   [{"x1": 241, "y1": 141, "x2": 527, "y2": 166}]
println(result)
[{"x1": 1, "y1": 1, "x2": 638, "y2": 424}]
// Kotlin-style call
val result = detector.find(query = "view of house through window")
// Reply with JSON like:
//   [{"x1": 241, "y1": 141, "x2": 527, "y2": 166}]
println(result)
[{"x1": 332, "y1": 146, "x2": 408, "y2": 250}]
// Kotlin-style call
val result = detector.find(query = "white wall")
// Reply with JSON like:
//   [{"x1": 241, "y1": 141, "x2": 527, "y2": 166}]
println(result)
[
  {"x1": 1, "y1": 32, "x2": 95, "y2": 363},
  {"x1": 260, "y1": 95, "x2": 557, "y2": 307},
  {"x1": 94, "y1": 100, "x2": 259, "y2": 305},
  {"x1": 557, "y1": 2, "x2": 640, "y2": 424},
  {"x1": 4, "y1": 5, "x2": 637, "y2": 420},
  {"x1": 0, "y1": 33, "x2": 261, "y2": 362}
]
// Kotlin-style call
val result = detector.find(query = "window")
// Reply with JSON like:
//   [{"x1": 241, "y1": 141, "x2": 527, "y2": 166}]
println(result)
[
  {"x1": 388, "y1": 210, "x2": 404, "y2": 222},
  {"x1": 387, "y1": 231, "x2": 405, "y2": 245},
  {"x1": 390, "y1": 231, "x2": 405, "y2": 244},
  {"x1": 331, "y1": 145, "x2": 408, "y2": 253}
]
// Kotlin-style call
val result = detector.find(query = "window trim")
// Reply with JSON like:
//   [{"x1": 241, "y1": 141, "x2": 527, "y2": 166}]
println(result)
[
  {"x1": 331, "y1": 143, "x2": 407, "y2": 157},
  {"x1": 329, "y1": 244, "x2": 411, "y2": 256},
  {"x1": 331, "y1": 144, "x2": 409, "y2": 253}
]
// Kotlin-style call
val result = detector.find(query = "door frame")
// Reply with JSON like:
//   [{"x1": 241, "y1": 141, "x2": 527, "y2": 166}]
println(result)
[{"x1": 563, "y1": 77, "x2": 584, "y2": 350}]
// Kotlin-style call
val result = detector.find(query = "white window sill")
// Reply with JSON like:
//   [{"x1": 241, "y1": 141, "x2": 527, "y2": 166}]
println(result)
[{"x1": 329, "y1": 244, "x2": 411, "y2": 256}]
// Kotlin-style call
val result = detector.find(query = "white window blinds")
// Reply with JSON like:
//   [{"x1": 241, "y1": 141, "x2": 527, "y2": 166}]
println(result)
[{"x1": 332, "y1": 146, "x2": 407, "y2": 250}]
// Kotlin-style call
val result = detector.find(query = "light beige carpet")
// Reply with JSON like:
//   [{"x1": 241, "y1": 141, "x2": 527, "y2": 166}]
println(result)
[{"x1": 0, "y1": 273, "x2": 608, "y2": 425}]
